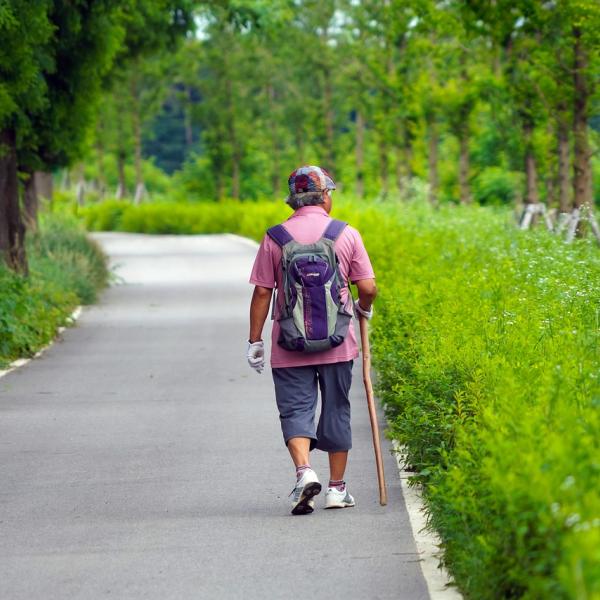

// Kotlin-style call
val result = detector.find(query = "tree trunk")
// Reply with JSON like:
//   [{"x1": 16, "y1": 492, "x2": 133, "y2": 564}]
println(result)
[
  {"x1": 61, "y1": 168, "x2": 71, "y2": 190},
  {"x1": 295, "y1": 128, "x2": 305, "y2": 166},
  {"x1": 321, "y1": 22, "x2": 335, "y2": 173},
  {"x1": 427, "y1": 116, "x2": 439, "y2": 207},
  {"x1": 35, "y1": 171, "x2": 53, "y2": 204},
  {"x1": 403, "y1": 124, "x2": 415, "y2": 182},
  {"x1": 323, "y1": 66, "x2": 335, "y2": 173},
  {"x1": 457, "y1": 51, "x2": 472, "y2": 205},
  {"x1": 133, "y1": 182, "x2": 145, "y2": 204},
  {"x1": 131, "y1": 73, "x2": 145, "y2": 205},
  {"x1": 523, "y1": 121, "x2": 539, "y2": 205},
  {"x1": 76, "y1": 163, "x2": 86, "y2": 207},
  {"x1": 545, "y1": 121, "x2": 556, "y2": 208},
  {"x1": 96, "y1": 121, "x2": 106, "y2": 199},
  {"x1": 23, "y1": 169, "x2": 39, "y2": 233},
  {"x1": 557, "y1": 116, "x2": 571, "y2": 213},
  {"x1": 231, "y1": 156, "x2": 240, "y2": 200},
  {"x1": 215, "y1": 170, "x2": 224, "y2": 202},
  {"x1": 321, "y1": 20, "x2": 336, "y2": 173},
  {"x1": 392, "y1": 122, "x2": 411, "y2": 198},
  {"x1": 458, "y1": 129, "x2": 471, "y2": 204},
  {"x1": 267, "y1": 83, "x2": 281, "y2": 198},
  {"x1": 355, "y1": 110, "x2": 365, "y2": 198},
  {"x1": 572, "y1": 26, "x2": 593, "y2": 211},
  {"x1": 0, "y1": 129, "x2": 28, "y2": 274},
  {"x1": 379, "y1": 136, "x2": 389, "y2": 198},
  {"x1": 116, "y1": 150, "x2": 127, "y2": 199},
  {"x1": 394, "y1": 142, "x2": 404, "y2": 198},
  {"x1": 184, "y1": 86, "x2": 194, "y2": 148},
  {"x1": 226, "y1": 78, "x2": 240, "y2": 200}
]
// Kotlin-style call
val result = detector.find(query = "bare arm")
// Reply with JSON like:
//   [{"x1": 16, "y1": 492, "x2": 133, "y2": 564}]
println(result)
[
  {"x1": 354, "y1": 278, "x2": 377, "y2": 312},
  {"x1": 249, "y1": 285, "x2": 273, "y2": 342}
]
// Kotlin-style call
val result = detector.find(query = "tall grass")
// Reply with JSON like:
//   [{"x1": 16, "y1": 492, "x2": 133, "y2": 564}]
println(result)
[
  {"x1": 81, "y1": 198, "x2": 599, "y2": 598},
  {"x1": 0, "y1": 213, "x2": 109, "y2": 367}
]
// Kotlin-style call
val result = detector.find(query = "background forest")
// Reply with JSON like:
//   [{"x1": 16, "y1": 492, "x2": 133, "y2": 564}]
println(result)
[{"x1": 63, "y1": 1, "x2": 600, "y2": 210}]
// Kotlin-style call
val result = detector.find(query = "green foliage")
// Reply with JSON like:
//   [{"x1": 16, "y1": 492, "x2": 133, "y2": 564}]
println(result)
[
  {"x1": 29, "y1": 1, "x2": 128, "y2": 170},
  {"x1": 81, "y1": 152, "x2": 172, "y2": 197},
  {"x1": 32, "y1": 213, "x2": 109, "y2": 303},
  {"x1": 0, "y1": 214, "x2": 109, "y2": 367},
  {"x1": 111, "y1": 0, "x2": 597, "y2": 207},
  {"x1": 0, "y1": 0, "x2": 53, "y2": 129},
  {"x1": 363, "y1": 205, "x2": 600, "y2": 599},
  {"x1": 472, "y1": 166, "x2": 523, "y2": 205},
  {"x1": 80, "y1": 198, "x2": 290, "y2": 238},
  {"x1": 78, "y1": 197, "x2": 600, "y2": 598}
]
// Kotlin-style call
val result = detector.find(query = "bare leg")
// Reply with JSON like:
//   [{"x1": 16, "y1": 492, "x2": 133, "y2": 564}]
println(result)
[
  {"x1": 328, "y1": 451, "x2": 348, "y2": 481},
  {"x1": 287, "y1": 437, "x2": 311, "y2": 467}
]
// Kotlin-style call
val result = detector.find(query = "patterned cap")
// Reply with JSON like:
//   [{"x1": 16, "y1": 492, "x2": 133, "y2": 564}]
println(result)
[{"x1": 287, "y1": 165, "x2": 336, "y2": 196}]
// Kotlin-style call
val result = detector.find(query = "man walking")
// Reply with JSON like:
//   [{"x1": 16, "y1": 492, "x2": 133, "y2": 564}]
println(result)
[{"x1": 247, "y1": 165, "x2": 377, "y2": 515}]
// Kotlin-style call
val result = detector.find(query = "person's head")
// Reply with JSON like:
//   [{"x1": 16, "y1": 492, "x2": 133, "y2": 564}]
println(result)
[{"x1": 285, "y1": 166, "x2": 336, "y2": 213}]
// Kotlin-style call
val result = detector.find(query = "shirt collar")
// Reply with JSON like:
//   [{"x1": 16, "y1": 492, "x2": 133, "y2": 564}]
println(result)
[{"x1": 288, "y1": 205, "x2": 329, "y2": 219}]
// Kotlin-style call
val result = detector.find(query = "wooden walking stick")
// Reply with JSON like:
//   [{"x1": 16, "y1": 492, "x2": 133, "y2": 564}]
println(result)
[{"x1": 359, "y1": 315, "x2": 388, "y2": 506}]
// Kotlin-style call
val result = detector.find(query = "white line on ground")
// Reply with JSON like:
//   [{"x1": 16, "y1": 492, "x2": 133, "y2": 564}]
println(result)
[
  {"x1": 393, "y1": 441, "x2": 463, "y2": 600},
  {"x1": 0, "y1": 306, "x2": 83, "y2": 380}
]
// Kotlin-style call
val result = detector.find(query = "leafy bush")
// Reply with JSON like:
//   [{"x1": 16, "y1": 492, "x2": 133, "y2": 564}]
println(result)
[
  {"x1": 0, "y1": 214, "x2": 109, "y2": 367},
  {"x1": 472, "y1": 166, "x2": 523, "y2": 205},
  {"x1": 360, "y1": 205, "x2": 599, "y2": 599},
  {"x1": 75, "y1": 197, "x2": 599, "y2": 598},
  {"x1": 80, "y1": 198, "x2": 290, "y2": 237}
]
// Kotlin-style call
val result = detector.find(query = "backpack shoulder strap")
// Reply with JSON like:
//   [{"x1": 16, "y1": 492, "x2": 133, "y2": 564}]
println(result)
[
  {"x1": 267, "y1": 224, "x2": 294, "y2": 247},
  {"x1": 322, "y1": 219, "x2": 347, "y2": 242}
]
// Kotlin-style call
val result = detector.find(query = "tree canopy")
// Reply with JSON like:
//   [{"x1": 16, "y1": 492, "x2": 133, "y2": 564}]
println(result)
[
  {"x1": 0, "y1": 0, "x2": 194, "y2": 270},
  {"x1": 115, "y1": 0, "x2": 597, "y2": 208}
]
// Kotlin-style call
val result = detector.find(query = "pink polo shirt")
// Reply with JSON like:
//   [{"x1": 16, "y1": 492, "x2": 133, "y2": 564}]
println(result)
[{"x1": 249, "y1": 205, "x2": 375, "y2": 368}]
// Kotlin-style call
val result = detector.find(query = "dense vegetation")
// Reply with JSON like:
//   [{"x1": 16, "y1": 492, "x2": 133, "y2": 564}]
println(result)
[
  {"x1": 0, "y1": 1, "x2": 194, "y2": 272},
  {"x1": 0, "y1": 214, "x2": 108, "y2": 368},
  {"x1": 80, "y1": 196, "x2": 600, "y2": 598},
  {"x1": 81, "y1": 0, "x2": 600, "y2": 213},
  {"x1": 366, "y1": 207, "x2": 599, "y2": 599}
]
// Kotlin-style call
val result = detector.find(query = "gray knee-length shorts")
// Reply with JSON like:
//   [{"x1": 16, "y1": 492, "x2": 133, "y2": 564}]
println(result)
[{"x1": 271, "y1": 360, "x2": 353, "y2": 452}]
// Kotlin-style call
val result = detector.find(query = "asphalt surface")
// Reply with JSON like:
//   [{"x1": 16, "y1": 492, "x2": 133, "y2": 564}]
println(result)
[{"x1": 0, "y1": 232, "x2": 429, "y2": 600}]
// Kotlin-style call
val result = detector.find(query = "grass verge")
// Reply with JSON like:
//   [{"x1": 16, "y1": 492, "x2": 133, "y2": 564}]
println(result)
[{"x1": 0, "y1": 213, "x2": 109, "y2": 368}]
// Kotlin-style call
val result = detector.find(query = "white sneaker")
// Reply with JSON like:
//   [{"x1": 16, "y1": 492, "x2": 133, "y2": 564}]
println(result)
[
  {"x1": 290, "y1": 469, "x2": 322, "y2": 515},
  {"x1": 324, "y1": 484, "x2": 355, "y2": 509}
]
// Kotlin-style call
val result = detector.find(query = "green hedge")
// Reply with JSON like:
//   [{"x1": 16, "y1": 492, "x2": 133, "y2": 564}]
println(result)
[
  {"x1": 0, "y1": 214, "x2": 109, "y2": 367},
  {"x1": 359, "y1": 206, "x2": 599, "y2": 599},
  {"x1": 80, "y1": 198, "x2": 599, "y2": 599},
  {"x1": 80, "y1": 198, "x2": 290, "y2": 241}
]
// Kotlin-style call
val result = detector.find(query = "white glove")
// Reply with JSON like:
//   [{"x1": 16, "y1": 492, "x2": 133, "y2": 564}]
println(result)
[
  {"x1": 353, "y1": 299, "x2": 373, "y2": 320},
  {"x1": 247, "y1": 340, "x2": 265, "y2": 374}
]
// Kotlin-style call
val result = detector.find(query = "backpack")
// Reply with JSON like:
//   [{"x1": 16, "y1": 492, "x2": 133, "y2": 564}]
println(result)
[{"x1": 267, "y1": 219, "x2": 353, "y2": 353}]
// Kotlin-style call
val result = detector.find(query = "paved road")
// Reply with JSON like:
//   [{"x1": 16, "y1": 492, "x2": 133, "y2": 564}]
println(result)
[{"x1": 0, "y1": 232, "x2": 429, "y2": 600}]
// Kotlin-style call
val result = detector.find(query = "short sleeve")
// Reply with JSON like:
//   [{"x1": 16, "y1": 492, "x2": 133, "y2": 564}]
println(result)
[
  {"x1": 249, "y1": 234, "x2": 276, "y2": 288},
  {"x1": 348, "y1": 228, "x2": 375, "y2": 283}
]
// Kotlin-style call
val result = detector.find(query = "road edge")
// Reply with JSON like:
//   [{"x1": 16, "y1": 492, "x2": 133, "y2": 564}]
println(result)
[
  {"x1": 0, "y1": 306, "x2": 83, "y2": 380},
  {"x1": 392, "y1": 441, "x2": 463, "y2": 600},
  {"x1": 224, "y1": 232, "x2": 261, "y2": 249}
]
